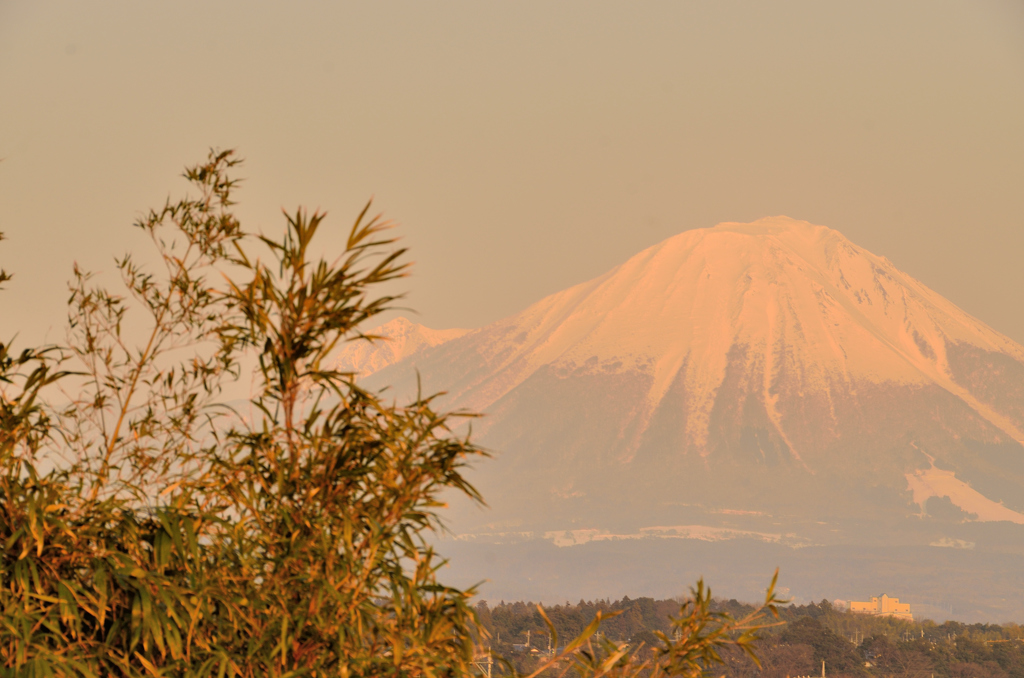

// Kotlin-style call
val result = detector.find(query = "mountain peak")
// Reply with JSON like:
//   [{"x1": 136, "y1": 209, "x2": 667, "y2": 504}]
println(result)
[
  {"x1": 711, "y1": 214, "x2": 825, "y2": 235},
  {"x1": 374, "y1": 219, "x2": 1024, "y2": 438},
  {"x1": 442, "y1": 218, "x2": 1018, "y2": 430}
]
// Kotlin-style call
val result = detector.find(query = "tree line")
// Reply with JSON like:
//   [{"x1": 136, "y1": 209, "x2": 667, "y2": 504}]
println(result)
[{"x1": 478, "y1": 595, "x2": 1024, "y2": 677}]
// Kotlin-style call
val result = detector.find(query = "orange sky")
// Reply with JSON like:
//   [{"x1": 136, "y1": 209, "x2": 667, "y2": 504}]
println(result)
[{"x1": 1, "y1": 1, "x2": 1022, "y2": 344}]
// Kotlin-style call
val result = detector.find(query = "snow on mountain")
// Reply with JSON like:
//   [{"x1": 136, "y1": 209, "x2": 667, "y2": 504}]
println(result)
[
  {"x1": 365, "y1": 216, "x2": 1024, "y2": 547},
  {"x1": 334, "y1": 317, "x2": 468, "y2": 378},
  {"x1": 374, "y1": 216, "x2": 1024, "y2": 439}
]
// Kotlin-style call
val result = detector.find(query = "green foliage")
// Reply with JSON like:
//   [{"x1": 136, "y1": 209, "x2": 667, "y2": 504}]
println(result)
[
  {"x1": 1, "y1": 150, "x2": 484, "y2": 676},
  {"x1": 489, "y1": 575, "x2": 783, "y2": 678},
  {"x1": 0, "y1": 149, "x2": 783, "y2": 677},
  {"x1": 777, "y1": 616, "x2": 865, "y2": 675},
  {"x1": 720, "y1": 600, "x2": 1024, "y2": 677},
  {"x1": 482, "y1": 596, "x2": 681, "y2": 651},
  {"x1": 474, "y1": 590, "x2": 1024, "y2": 677}
]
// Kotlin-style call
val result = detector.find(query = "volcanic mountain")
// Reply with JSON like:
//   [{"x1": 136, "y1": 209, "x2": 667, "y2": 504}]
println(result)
[{"x1": 349, "y1": 218, "x2": 1024, "y2": 612}]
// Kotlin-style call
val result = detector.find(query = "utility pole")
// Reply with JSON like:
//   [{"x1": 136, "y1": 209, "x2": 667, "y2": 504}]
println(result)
[{"x1": 472, "y1": 648, "x2": 493, "y2": 678}]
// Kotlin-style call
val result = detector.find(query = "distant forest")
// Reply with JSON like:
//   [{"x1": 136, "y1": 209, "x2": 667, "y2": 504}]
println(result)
[{"x1": 478, "y1": 596, "x2": 1024, "y2": 677}]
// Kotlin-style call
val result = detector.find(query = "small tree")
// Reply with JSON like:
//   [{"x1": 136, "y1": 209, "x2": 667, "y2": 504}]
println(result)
[
  {"x1": 0, "y1": 150, "x2": 781, "y2": 677},
  {"x1": 1, "y1": 150, "x2": 485, "y2": 676}
]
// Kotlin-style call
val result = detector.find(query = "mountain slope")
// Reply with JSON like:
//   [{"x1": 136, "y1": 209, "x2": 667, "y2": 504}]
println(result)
[{"x1": 334, "y1": 317, "x2": 468, "y2": 377}]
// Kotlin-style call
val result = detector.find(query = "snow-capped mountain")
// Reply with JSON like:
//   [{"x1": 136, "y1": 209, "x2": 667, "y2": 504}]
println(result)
[
  {"x1": 334, "y1": 317, "x2": 468, "y2": 377},
  {"x1": 362, "y1": 217, "x2": 1024, "y2": 562}
]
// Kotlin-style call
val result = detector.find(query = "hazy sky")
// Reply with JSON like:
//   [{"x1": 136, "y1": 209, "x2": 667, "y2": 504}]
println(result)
[{"x1": 2, "y1": 1, "x2": 1023, "y2": 345}]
